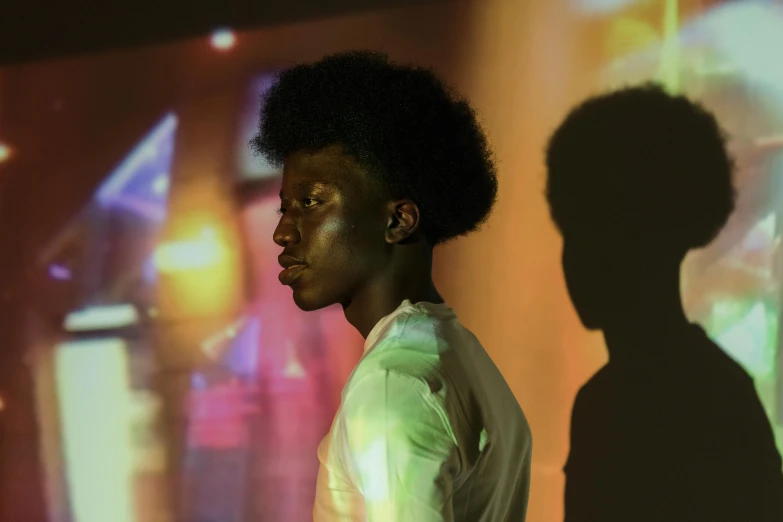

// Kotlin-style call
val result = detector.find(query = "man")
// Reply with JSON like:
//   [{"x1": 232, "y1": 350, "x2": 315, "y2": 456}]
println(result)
[
  {"x1": 249, "y1": 50, "x2": 532, "y2": 521},
  {"x1": 545, "y1": 84, "x2": 783, "y2": 521}
]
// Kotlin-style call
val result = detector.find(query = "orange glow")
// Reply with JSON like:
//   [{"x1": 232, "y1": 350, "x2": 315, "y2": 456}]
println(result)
[{"x1": 155, "y1": 218, "x2": 242, "y2": 319}]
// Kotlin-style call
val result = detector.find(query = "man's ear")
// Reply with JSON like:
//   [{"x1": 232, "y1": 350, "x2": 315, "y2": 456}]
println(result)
[{"x1": 385, "y1": 200, "x2": 422, "y2": 245}]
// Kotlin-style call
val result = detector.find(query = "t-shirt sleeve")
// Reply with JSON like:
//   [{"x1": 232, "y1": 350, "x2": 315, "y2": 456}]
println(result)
[{"x1": 339, "y1": 369, "x2": 458, "y2": 522}]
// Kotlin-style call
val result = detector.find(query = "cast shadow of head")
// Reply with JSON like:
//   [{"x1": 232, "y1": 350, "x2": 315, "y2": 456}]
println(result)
[{"x1": 545, "y1": 83, "x2": 783, "y2": 522}]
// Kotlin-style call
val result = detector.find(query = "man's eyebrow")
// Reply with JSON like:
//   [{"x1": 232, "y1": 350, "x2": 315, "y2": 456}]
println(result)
[{"x1": 279, "y1": 180, "x2": 338, "y2": 199}]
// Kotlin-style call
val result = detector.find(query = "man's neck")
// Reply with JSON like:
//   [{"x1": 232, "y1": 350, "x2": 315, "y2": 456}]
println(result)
[{"x1": 343, "y1": 252, "x2": 443, "y2": 339}]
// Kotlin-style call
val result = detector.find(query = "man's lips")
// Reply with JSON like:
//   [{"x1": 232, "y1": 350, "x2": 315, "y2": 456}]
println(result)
[
  {"x1": 278, "y1": 254, "x2": 305, "y2": 269},
  {"x1": 278, "y1": 264, "x2": 307, "y2": 285}
]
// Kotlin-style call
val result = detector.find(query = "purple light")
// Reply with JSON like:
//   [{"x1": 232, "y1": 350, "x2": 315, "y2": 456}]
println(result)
[{"x1": 49, "y1": 264, "x2": 72, "y2": 280}]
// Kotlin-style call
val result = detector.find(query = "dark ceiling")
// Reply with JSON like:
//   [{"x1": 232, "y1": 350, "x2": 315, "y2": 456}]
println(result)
[{"x1": 0, "y1": 0, "x2": 443, "y2": 66}]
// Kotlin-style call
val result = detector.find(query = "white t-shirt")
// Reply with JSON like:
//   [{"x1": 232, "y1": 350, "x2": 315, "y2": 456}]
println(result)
[{"x1": 313, "y1": 299, "x2": 532, "y2": 521}]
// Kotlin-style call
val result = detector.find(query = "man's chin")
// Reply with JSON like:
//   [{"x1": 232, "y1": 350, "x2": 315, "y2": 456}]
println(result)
[{"x1": 291, "y1": 289, "x2": 331, "y2": 312}]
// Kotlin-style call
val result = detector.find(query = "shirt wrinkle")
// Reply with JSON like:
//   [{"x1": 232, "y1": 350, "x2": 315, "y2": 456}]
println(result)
[{"x1": 314, "y1": 298, "x2": 532, "y2": 522}]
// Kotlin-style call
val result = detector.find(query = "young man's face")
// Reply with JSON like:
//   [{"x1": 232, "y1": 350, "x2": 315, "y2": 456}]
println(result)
[{"x1": 273, "y1": 144, "x2": 390, "y2": 311}]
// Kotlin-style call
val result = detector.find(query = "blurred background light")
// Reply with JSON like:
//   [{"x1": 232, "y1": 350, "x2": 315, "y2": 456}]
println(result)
[
  {"x1": 210, "y1": 28, "x2": 236, "y2": 51},
  {"x1": 154, "y1": 226, "x2": 229, "y2": 273},
  {"x1": 48, "y1": 264, "x2": 72, "y2": 281},
  {"x1": 63, "y1": 304, "x2": 139, "y2": 332},
  {"x1": 56, "y1": 339, "x2": 134, "y2": 522},
  {"x1": 0, "y1": 143, "x2": 12, "y2": 163}
]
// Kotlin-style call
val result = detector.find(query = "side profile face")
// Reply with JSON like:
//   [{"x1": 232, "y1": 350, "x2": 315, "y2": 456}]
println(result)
[{"x1": 272, "y1": 144, "x2": 391, "y2": 311}]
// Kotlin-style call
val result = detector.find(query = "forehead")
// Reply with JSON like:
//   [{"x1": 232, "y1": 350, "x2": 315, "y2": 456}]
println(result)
[{"x1": 278, "y1": 145, "x2": 369, "y2": 200}]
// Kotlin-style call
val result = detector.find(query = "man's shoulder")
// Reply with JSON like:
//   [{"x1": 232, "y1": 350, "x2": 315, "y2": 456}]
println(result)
[
  {"x1": 340, "y1": 338, "x2": 452, "y2": 427},
  {"x1": 338, "y1": 360, "x2": 457, "y2": 447},
  {"x1": 353, "y1": 335, "x2": 443, "y2": 383},
  {"x1": 344, "y1": 349, "x2": 441, "y2": 403}
]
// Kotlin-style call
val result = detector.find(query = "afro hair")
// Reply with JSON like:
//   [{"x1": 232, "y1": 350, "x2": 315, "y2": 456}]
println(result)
[
  {"x1": 545, "y1": 83, "x2": 736, "y2": 255},
  {"x1": 249, "y1": 50, "x2": 498, "y2": 247}
]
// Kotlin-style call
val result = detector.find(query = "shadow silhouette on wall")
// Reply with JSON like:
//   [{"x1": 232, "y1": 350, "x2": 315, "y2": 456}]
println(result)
[{"x1": 545, "y1": 84, "x2": 783, "y2": 522}]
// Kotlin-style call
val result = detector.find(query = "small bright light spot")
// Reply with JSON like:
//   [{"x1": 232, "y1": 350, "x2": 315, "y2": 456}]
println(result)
[
  {"x1": 210, "y1": 28, "x2": 236, "y2": 51},
  {"x1": 0, "y1": 143, "x2": 12, "y2": 163},
  {"x1": 0, "y1": 395, "x2": 5, "y2": 412},
  {"x1": 152, "y1": 175, "x2": 169, "y2": 196},
  {"x1": 49, "y1": 264, "x2": 72, "y2": 280},
  {"x1": 284, "y1": 342, "x2": 306, "y2": 379}
]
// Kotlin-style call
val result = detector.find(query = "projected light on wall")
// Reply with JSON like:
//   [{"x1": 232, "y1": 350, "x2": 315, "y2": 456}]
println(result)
[
  {"x1": 574, "y1": 0, "x2": 644, "y2": 15},
  {"x1": 236, "y1": 73, "x2": 280, "y2": 182},
  {"x1": 96, "y1": 113, "x2": 178, "y2": 223},
  {"x1": 56, "y1": 338, "x2": 135, "y2": 522},
  {"x1": 63, "y1": 304, "x2": 139, "y2": 333},
  {"x1": 153, "y1": 226, "x2": 229, "y2": 273},
  {"x1": 695, "y1": 2, "x2": 783, "y2": 89},
  {"x1": 594, "y1": 0, "x2": 783, "y2": 449}
]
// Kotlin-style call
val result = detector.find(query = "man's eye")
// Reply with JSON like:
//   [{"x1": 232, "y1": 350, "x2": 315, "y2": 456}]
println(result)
[{"x1": 275, "y1": 198, "x2": 318, "y2": 216}]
